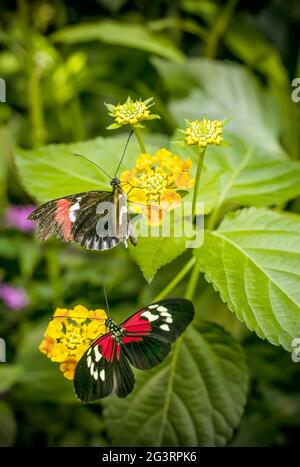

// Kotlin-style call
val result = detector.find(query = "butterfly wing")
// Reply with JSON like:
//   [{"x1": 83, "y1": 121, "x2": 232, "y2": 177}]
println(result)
[
  {"x1": 29, "y1": 189, "x2": 136, "y2": 251},
  {"x1": 121, "y1": 298, "x2": 194, "y2": 370},
  {"x1": 74, "y1": 332, "x2": 135, "y2": 402}
]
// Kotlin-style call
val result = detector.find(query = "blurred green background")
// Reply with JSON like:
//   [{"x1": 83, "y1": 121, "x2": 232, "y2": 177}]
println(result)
[{"x1": 0, "y1": 0, "x2": 300, "y2": 447}]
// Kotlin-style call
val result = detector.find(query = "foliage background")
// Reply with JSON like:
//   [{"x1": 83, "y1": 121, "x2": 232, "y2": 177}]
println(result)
[{"x1": 0, "y1": 0, "x2": 300, "y2": 447}]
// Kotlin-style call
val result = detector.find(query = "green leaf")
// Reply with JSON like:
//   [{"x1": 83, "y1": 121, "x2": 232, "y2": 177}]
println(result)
[
  {"x1": 154, "y1": 58, "x2": 284, "y2": 153},
  {"x1": 104, "y1": 322, "x2": 249, "y2": 446},
  {"x1": 52, "y1": 20, "x2": 184, "y2": 62},
  {"x1": 14, "y1": 134, "x2": 168, "y2": 203},
  {"x1": 204, "y1": 135, "x2": 300, "y2": 209},
  {"x1": 194, "y1": 207, "x2": 300, "y2": 350},
  {"x1": 0, "y1": 365, "x2": 22, "y2": 394},
  {"x1": 129, "y1": 236, "x2": 186, "y2": 283},
  {"x1": 0, "y1": 402, "x2": 16, "y2": 447}
]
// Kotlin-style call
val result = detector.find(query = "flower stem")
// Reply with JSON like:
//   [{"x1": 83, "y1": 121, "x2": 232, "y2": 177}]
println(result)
[
  {"x1": 192, "y1": 147, "x2": 206, "y2": 219},
  {"x1": 185, "y1": 264, "x2": 200, "y2": 301},
  {"x1": 154, "y1": 257, "x2": 195, "y2": 301},
  {"x1": 134, "y1": 127, "x2": 146, "y2": 153}
]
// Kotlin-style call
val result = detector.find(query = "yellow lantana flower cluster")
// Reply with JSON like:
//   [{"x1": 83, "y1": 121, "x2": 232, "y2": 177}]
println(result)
[
  {"x1": 181, "y1": 117, "x2": 224, "y2": 148},
  {"x1": 120, "y1": 148, "x2": 194, "y2": 225},
  {"x1": 39, "y1": 305, "x2": 107, "y2": 380},
  {"x1": 105, "y1": 96, "x2": 160, "y2": 129}
]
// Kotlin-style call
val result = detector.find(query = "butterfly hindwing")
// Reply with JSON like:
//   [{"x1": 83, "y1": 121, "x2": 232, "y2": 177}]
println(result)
[
  {"x1": 29, "y1": 188, "x2": 136, "y2": 251},
  {"x1": 121, "y1": 298, "x2": 194, "y2": 370},
  {"x1": 74, "y1": 332, "x2": 135, "y2": 401}
]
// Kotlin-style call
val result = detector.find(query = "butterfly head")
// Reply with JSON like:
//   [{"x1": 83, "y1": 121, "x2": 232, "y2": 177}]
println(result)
[
  {"x1": 105, "y1": 317, "x2": 124, "y2": 341},
  {"x1": 110, "y1": 177, "x2": 120, "y2": 189}
]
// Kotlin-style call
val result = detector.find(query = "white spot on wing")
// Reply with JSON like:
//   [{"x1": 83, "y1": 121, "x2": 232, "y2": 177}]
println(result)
[
  {"x1": 87, "y1": 356, "x2": 92, "y2": 368},
  {"x1": 87, "y1": 348, "x2": 92, "y2": 356},
  {"x1": 100, "y1": 369, "x2": 105, "y2": 381},
  {"x1": 69, "y1": 211, "x2": 76, "y2": 222},
  {"x1": 157, "y1": 306, "x2": 168, "y2": 312},
  {"x1": 90, "y1": 362, "x2": 95, "y2": 376},
  {"x1": 141, "y1": 310, "x2": 159, "y2": 322},
  {"x1": 160, "y1": 324, "x2": 170, "y2": 332},
  {"x1": 94, "y1": 346, "x2": 102, "y2": 362},
  {"x1": 165, "y1": 317, "x2": 173, "y2": 323},
  {"x1": 70, "y1": 202, "x2": 80, "y2": 211},
  {"x1": 149, "y1": 304, "x2": 158, "y2": 309},
  {"x1": 93, "y1": 370, "x2": 98, "y2": 380}
]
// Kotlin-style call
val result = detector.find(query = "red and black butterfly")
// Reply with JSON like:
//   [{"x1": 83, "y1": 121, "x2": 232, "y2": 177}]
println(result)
[
  {"x1": 73, "y1": 298, "x2": 194, "y2": 401},
  {"x1": 29, "y1": 133, "x2": 137, "y2": 251}
]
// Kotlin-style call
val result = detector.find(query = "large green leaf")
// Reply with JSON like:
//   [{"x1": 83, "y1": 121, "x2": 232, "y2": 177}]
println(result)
[
  {"x1": 104, "y1": 322, "x2": 248, "y2": 447},
  {"x1": 203, "y1": 135, "x2": 300, "y2": 209},
  {"x1": 194, "y1": 208, "x2": 300, "y2": 350},
  {"x1": 153, "y1": 58, "x2": 283, "y2": 153},
  {"x1": 52, "y1": 20, "x2": 184, "y2": 62},
  {"x1": 129, "y1": 236, "x2": 186, "y2": 283},
  {"x1": 14, "y1": 134, "x2": 168, "y2": 203}
]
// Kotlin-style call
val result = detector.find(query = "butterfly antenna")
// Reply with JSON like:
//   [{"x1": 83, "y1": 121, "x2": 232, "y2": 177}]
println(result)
[
  {"x1": 73, "y1": 153, "x2": 113, "y2": 181},
  {"x1": 103, "y1": 283, "x2": 110, "y2": 316},
  {"x1": 114, "y1": 130, "x2": 134, "y2": 179}
]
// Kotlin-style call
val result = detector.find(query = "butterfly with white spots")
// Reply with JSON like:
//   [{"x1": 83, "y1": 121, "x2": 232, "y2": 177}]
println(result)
[
  {"x1": 74, "y1": 298, "x2": 194, "y2": 401},
  {"x1": 29, "y1": 179, "x2": 137, "y2": 251}
]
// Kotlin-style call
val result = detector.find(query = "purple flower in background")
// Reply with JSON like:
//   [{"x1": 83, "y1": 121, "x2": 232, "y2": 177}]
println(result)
[
  {"x1": 0, "y1": 284, "x2": 29, "y2": 310},
  {"x1": 5, "y1": 204, "x2": 35, "y2": 232}
]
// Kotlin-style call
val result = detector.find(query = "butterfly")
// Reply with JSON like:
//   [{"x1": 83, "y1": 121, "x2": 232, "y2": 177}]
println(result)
[
  {"x1": 73, "y1": 298, "x2": 194, "y2": 401},
  {"x1": 29, "y1": 132, "x2": 137, "y2": 251}
]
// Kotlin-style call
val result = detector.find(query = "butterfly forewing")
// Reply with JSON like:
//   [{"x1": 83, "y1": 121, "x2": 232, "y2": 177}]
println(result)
[
  {"x1": 29, "y1": 188, "x2": 136, "y2": 251},
  {"x1": 121, "y1": 298, "x2": 194, "y2": 370}
]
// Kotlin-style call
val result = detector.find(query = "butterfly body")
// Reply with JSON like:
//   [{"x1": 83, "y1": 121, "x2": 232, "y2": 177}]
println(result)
[
  {"x1": 29, "y1": 178, "x2": 137, "y2": 251},
  {"x1": 74, "y1": 298, "x2": 194, "y2": 402}
]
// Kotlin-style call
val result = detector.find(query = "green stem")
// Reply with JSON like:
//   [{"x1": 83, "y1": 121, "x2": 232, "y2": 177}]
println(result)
[
  {"x1": 205, "y1": 0, "x2": 238, "y2": 59},
  {"x1": 134, "y1": 127, "x2": 146, "y2": 153},
  {"x1": 185, "y1": 265, "x2": 200, "y2": 301},
  {"x1": 28, "y1": 66, "x2": 47, "y2": 147},
  {"x1": 154, "y1": 257, "x2": 195, "y2": 301},
  {"x1": 192, "y1": 147, "x2": 206, "y2": 219}
]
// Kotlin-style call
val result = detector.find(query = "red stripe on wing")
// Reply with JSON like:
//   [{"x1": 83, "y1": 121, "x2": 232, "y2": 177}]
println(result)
[
  {"x1": 55, "y1": 199, "x2": 73, "y2": 241},
  {"x1": 121, "y1": 310, "x2": 151, "y2": 344},
  {"x1": 92, "y1": 333, "x2": 121, "y2": 363}
]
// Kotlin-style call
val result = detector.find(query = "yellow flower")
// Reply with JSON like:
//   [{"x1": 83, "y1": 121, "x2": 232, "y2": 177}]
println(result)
[
  {"x1": 178, "y1": 117, "x2": 228, "y2": 148},
  {"x1": 120, "y1": 148, "x2": 194, "y2": 225},
  {"x1": 39, "y1": 306, "x2": 107, "y2": 380},
  {"x1": 105, "y1": 96, "x2": 160, "y2": 129}
]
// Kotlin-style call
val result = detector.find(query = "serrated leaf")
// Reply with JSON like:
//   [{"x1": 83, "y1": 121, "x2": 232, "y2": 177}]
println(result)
[
  {"x1": 204, "y1": 135, "x2": 300, "y2": 209},
  {"x1": 129, "y1": 236, "x2": 186, "y2": 283},
  {"x1": 194, "y1": 207, "x2": 300, "y2": 350},
  {"x1": 104, "y1": 322, "x2": 249, "y2": 447},
  {"x1": 52, "y1": 20, "x2": 184, "y2": 62}
]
